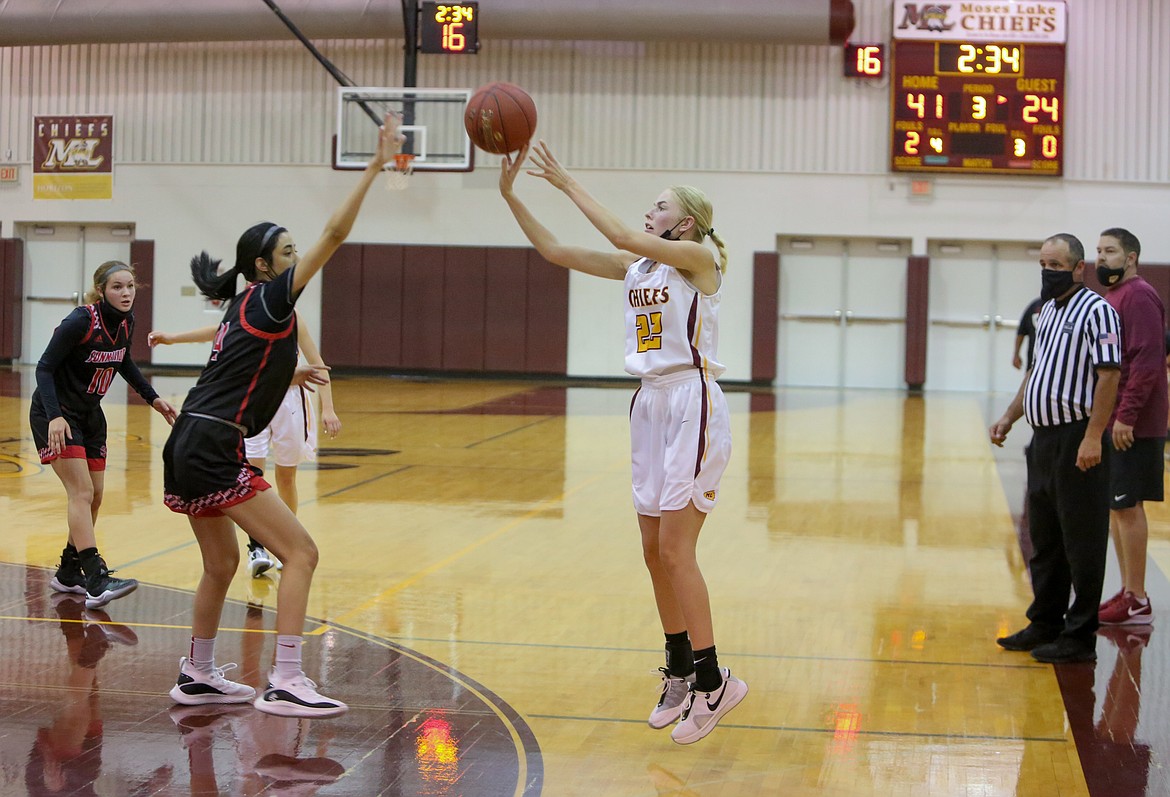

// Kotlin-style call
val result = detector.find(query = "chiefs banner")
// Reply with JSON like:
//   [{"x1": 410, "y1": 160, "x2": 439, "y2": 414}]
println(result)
[{"x1": 33, "y1": 115, "x2": 114, "y2": 200}]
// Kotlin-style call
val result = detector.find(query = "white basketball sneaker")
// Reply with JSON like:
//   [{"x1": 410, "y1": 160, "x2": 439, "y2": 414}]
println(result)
[
  {"x1": 255, "y1": 669, "x2": 348, "y2": 718},
  {"x1": 670, "y1": 667, "x2": 748, "y2": 745},
  {"x1": 649, "y1": 668, "x2": 695, "y2": 729},
  {"x1": 169, "y1": 657, "x2": 256, "y2": 705}
]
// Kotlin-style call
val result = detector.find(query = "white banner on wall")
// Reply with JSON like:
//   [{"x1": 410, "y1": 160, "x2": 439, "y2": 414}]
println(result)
[{"x1": 893, "y1": 2, "x2": 1067, "y2": 43}]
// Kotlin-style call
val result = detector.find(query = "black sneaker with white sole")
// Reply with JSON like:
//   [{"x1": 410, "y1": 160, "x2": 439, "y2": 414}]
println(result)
[
  {"x1": 85, "y1": 566, "x2": 138, "y2": 609},
  {"x1": 50, "y1": 549, "x2": 88, "y2": 595}
]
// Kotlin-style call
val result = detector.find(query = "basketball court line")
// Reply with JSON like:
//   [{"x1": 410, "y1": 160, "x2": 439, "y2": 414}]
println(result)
[{"x1": 526, "y1": 713, "x2": 1069, "y2": 744}]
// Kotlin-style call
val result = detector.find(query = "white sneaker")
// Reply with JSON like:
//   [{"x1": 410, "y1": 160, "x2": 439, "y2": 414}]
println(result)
[
  {"x1": 670, "y1": 667, "x2": 748, "y2": 745},
  {"x1": 169, "y1": 656, "x2": 256, "y2": 705},
  {"x1": 255, "y1": 670, "x2": 348, "y2": 718},
  {"x1": 248, "y1": 546, "x2": 274, "y2": 578},
  {"x1": 649, "y1": 668, "x2": 695, "y2": 729}
]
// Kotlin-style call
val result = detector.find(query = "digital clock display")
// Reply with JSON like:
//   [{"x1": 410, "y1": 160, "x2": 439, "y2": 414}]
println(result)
[
  {"x1": 891, "y1": 40, "x2": 1064, "y2": 176},
  {"x1": 936, "y1": 43, "x2": 1021, "y2": 75},
  {"x1": 419, "y1": 2, "x2": 479, "y2": 54}
]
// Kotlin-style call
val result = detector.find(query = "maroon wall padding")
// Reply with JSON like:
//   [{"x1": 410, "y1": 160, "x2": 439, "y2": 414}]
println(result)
[
  {"x1": 443, "y1": 247, "x2": 487, "y2": 371},
  {"x1": 905, "y1": 256, "x2": 930, "y2": 388},
  {"x1": 0, "y1": 239, "x2": 23, "y2": 362},
  {"x1": 524, "y1": 250, "x2": 569, "y2": 374},
  {"x1": 321, "y1": 243, "x2": 364, "y2": 367},
  {"x1": 321, "y1": 244, "x2": 570, "y2": 375},
  {"x1": 359, "y1": 245, "x2": 404, "y2": 368},
  {"x1": 129, "y1": 240, "x2": 154, "y2": 367},
  {"x1": 751, "y1": 251, "x2": 779, "y2": 384},
  {"x1": 400, "y1": 246, "x2": 446, "y2": 370},
  {"x1": 484, "y1": 247, "x2": 530, "y2": 372}
]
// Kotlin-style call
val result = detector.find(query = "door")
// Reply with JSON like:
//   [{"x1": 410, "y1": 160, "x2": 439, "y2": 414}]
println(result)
[
  {"x1": 777, "y1": 237, "x2": 908, "y2": 389},
  {"x1": 925, "y1": 240, "x2": 1040, "y2": 392},
  {"x1": 21, "y1": 224, "x2": 132, "y2": 365}
]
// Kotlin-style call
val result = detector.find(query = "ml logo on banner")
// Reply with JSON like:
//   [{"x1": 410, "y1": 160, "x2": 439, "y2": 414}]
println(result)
[{"x1": 33, "y1": 115, "x2": 114, "y2": 200}]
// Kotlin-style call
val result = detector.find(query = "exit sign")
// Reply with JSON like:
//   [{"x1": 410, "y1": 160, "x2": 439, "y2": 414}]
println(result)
[{"x1": 0, "y1": 165, "x2": 18, "y2": 182}]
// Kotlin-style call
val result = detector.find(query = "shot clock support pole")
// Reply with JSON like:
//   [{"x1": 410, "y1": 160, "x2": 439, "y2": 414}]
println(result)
[
  {"x1": 400, "y1": 0, "x2": 419, "y2": 134},
  {"x1": 402, "y1": 0, "x2": 419, "y2": 88}
]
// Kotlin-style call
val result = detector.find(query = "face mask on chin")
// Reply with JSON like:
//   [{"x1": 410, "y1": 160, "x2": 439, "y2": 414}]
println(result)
[
  {"x1": 1096, "y1": 265, "x2": 1125, "y2": 287},
  {"x1": 1040, "y1": 268, "x2": 1077, "y2": 301}
]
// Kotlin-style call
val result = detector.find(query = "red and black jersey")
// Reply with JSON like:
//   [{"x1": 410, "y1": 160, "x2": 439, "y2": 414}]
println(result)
[
  {"x1": 179, "y1": 265, "x2": 301, "y2": 437},
  {"x1": 32, "y1": 302, "x2": 158, "y2": 421}
]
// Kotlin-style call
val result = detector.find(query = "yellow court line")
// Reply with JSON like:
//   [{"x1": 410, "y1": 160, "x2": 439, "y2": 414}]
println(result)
[{"x1": 329, "y1": 469, "x2": 615, "y2": 628}]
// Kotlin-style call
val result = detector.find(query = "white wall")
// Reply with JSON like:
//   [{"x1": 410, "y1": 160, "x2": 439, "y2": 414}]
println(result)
[{"x1": 4, "y1": 164, "x2": 1168, "y2": 380}]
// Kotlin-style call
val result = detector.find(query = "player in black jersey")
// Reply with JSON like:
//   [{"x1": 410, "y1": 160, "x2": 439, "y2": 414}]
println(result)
[
  {"x1": 31, "y1": 261, "x2": 178, "y2": 609},
  {"x1": 162, "y1": 112, "x2": 404, "y2": 718}
]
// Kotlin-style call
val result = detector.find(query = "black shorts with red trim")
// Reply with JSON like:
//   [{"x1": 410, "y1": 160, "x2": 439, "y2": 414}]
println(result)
[
  {"x1": 163, "y1": 413, "x2": 270, "y2": 517},
  {"x1": 29, "y1": 398, "x2": 107, "y2": 470}
]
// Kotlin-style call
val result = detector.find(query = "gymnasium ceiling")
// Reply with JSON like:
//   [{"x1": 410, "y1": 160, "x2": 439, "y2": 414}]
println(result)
[{"x1": 0, "y1": 0, "x2": 854, "y2": 46}]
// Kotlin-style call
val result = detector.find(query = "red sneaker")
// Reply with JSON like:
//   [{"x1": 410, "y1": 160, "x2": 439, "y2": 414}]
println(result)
[
  {"x1": 1098, "y1": 591, "x2": 1152, "y2": 626},
  {"x1": 1098, "y1": 587, "x2": 1127, "y2": 613}
]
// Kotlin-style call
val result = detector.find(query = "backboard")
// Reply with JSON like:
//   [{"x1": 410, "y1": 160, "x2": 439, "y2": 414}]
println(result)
[{"x1": 335, "y1": 87, "x2": 474, "y2": 172}]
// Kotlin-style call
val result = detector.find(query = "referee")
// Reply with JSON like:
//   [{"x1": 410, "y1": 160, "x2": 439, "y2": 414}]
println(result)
[{"x1": 989, "y1": 232, "x2": 1121, "y2": 664}]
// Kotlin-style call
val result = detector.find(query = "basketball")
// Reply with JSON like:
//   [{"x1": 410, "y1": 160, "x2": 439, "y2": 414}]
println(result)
[{"x1": 464, "y1": 82, "x2": 538, "y2": 155}]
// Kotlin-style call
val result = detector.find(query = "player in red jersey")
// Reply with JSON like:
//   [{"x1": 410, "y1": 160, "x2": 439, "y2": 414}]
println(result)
[
  {"x1": 32, "y1": 261, "x2": 178, "y2": 609},
  {"x1": 162, "y1": 113, "x2": 403, "y2": 717}
]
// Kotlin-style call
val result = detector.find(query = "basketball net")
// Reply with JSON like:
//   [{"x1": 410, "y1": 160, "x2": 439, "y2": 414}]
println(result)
[{"x1": 384, "y1": 153, "x2": 415, "y2": 191}]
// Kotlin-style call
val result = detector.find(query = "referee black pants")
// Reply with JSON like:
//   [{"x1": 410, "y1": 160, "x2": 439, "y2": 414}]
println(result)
[{"x1": 1024, "y1": 419, "x2": 1111, "y2": 643}]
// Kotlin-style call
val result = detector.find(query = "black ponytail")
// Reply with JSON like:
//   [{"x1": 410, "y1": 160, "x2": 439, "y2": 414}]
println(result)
[
  {"x1": 190, "y1": 222, "x2": 287, "y2": 301},
  {"x1": 190, "y1": 251, "x2": 239, "y2": 301}
]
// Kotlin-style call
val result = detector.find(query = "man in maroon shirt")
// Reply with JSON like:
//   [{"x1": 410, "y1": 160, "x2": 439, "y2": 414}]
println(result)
[{"x1": 1096, "y1": 228, "x2": 1167, "y2": 625}]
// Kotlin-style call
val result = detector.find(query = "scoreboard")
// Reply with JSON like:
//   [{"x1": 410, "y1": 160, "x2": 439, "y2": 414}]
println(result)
[{"x1": 889, "y1": 1, "x2": 1066, "y2": 177}]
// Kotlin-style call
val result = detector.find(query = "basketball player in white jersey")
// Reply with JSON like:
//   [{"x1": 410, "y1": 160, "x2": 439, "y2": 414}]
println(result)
[{"x1": 499, "y1": 140, "x2": 747, "y2": 745}]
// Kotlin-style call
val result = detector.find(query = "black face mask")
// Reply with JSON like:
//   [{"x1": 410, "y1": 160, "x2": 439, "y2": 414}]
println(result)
[
  {"x1": 1096, "y1": 265, "x2": 1125, "y2": 287},
  {"x1": 659, "y1": 219, "x2": 685, "y2": 240},
  {"x1": 1040, "y1": 268, "x2": 1077, "y2": 301}
]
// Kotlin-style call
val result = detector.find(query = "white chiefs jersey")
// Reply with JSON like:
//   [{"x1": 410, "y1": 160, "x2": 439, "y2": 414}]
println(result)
[{"x1": 623, "y1": 257, "x2": 725, "y2": 379}]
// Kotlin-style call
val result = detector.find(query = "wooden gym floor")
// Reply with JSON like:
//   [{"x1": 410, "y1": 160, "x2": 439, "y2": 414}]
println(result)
[{"x1": 0, "y1": 367, "x2": 1166, "y2": 796}]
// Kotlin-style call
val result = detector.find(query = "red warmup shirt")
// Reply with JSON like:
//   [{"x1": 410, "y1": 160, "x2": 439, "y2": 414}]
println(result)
[{"x1": 1106, "y1": 275, "x2": 1169, "y2": 438}]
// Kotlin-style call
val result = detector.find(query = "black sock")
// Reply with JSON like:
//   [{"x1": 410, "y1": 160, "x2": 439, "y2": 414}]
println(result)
[
  {"x1": 78, "y1": 547, "x2": 104, "y2": 579},
  {"x1": 693, "y1": 645, "x2": 722, "y2": 692},
  {"x1": 665, "y1": 631, "x2": 694, "y2": 678},
  {"x1": 64, "y1": 542, "x2": 78, "y2": 557},
  {"x1": 247, "y1": 538, "x2": 263, "y2": 551}
]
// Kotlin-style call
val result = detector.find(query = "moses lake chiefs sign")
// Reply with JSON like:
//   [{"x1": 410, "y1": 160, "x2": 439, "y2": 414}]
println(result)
[{"x1": 33, "y1": 115, "x2": 114, "y2": 200}]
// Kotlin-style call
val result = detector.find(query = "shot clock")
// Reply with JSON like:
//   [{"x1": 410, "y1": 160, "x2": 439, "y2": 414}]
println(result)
[
  {"x1": 889, "y1": 1, "x2": 1066, "y2": 176},
  {"x1": 420, "y1": 2, "x2": 479, "y2": 54}
]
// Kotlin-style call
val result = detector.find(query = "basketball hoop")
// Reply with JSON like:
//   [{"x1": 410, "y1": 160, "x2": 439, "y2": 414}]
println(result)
[{"x1": 384, "y1": 153, "x2": 415, "y2": 190}]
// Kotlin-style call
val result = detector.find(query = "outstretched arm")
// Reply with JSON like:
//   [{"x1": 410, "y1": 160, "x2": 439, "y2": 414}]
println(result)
[
  {"x1": 148, "y1": 326, "x2": 218, "y2": 347},
  {"x1": 499, "y1": 145, "x2": 630, "y2": 281},
  {"x1": 292, "y1": 113, "x2": 406, "y2": 295},
  {"x1": 525, "y1": 140, "x2": 715, "y2": 281}
]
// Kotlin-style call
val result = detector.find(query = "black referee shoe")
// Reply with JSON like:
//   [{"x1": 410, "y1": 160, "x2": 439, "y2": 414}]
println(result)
[
  {"x1": 996, "y1": 624, "x2": 1060, "y2": 651},
  {"x1": 1031, "y1": 637, "x2": 1097, "y2": 664}
]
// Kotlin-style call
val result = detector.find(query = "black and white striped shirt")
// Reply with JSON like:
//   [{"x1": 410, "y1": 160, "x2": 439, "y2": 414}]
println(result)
[{"x1": 1024, "y1": 287, "x2": 1121, "y2": 427}]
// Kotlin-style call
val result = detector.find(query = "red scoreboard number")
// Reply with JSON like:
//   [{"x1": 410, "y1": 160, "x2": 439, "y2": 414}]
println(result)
[{"x1": 891, "y1": 40, "x2": 1064, "y2": 175}]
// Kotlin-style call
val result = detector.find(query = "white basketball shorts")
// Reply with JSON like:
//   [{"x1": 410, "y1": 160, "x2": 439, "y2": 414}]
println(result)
[
  {"x1": 629, "y1": 370, "x2": 731, "y2": 516},
  {"x1": 244, "y1": 386, "x2": 317, "y2": 467}
]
